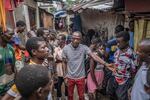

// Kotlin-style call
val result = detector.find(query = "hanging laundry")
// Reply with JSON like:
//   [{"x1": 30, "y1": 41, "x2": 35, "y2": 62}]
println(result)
[
  {"x1": 4, "y1": 0, "x2": 13, "y2": 11},
  {"x1": 0, "y1": 0, "x2": 6, "y2": 31}
]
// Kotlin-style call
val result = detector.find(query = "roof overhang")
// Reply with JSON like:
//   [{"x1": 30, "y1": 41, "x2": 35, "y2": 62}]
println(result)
[{"x1": 71, "y1": 0, "x2": 114, "y2": 12}]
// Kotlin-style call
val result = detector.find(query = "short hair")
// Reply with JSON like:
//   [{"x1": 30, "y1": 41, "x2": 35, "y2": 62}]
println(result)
[
  {"x1": 72, "y1": 31, "x2": 82, "y2": 38},
  {"x1": 115, "y1": 25, "x2": 124, "y2": 34},
  {"x1": 26, "y1": 37, "x2": 45, "y2": 57},
  {"x1": 58, "y1": 34, "x2": 66, "y2": 40},
  {"x1": 15, "y1": 64, "x2": 49, "y2": 99},
  {"x1": 16, "y1": 20, "x2": 26, "y2": 27},
  {"x1": 116, "y1": 31, "x2": 130, "y2": 42},
  {"x1": 36, "y1": 27, "x2": 49, "y2": 37}
]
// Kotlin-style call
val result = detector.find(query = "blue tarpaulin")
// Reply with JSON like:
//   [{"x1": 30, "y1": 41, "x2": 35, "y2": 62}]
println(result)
[{"x1": 54, "y1": 10, "x2": 67, "y2": 18}]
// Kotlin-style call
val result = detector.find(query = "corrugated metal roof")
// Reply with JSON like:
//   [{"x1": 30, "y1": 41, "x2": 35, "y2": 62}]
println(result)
[{"x1": 71, "y1": 0, "x2": 114, "y2": 11}]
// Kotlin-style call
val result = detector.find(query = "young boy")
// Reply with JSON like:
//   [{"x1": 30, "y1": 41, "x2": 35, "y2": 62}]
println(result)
[
  {"x1": 54, "y1": 34, "x2": 68, "y2": 100},
  {"x1": 131, "y1": 38, "x2": 150, "y2": 100}
]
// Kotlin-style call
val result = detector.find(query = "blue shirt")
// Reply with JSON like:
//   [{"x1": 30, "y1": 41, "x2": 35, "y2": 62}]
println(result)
[{"x1": 129, "y1": 31, "x2": 134, "y2": 49}]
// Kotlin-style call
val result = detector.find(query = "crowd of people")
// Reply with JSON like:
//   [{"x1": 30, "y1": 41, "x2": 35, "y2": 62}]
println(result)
[{"x1": 0, "y1": 20, "x2": 150, "y2": 100}]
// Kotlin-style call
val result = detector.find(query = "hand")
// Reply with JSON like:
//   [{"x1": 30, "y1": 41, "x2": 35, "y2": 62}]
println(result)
[
  {"x1": 105, "y1": 63, "x2": 113, "y2": 67},
  {"x1": 42, "y1": 60, "x2": 49, "y2": 67},
  {"x1": 107, "y1": 64, "x2": 116, "y2": 72}
]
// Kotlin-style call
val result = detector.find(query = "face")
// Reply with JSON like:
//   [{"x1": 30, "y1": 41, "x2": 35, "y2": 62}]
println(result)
[
  {"x1": 71, "y1": 33, "x2": 81, "y2": 48},
  {"x1": 57, "y1": 36, "x2": 65, "y2": 46},
  {"x1": 2, "y1": 31, "x2": 14, "y2": 43},
  {"x1": 99, "y1": 45, "x2": 105, "y2": 54},
  {"x1": 43, "y1": 31, "x2": 50, "y2": 42},
  {"x1": 27, "y1": 31, "x2": 36, "y2": 38},
  {"x1": 36, "y1": 74, "x2": 51, "y2": 100},
  {"x1": 17, "y1": 26, "x2": 26, "y2": 33},
  {"x1": 117, "y1": 37, "x2": 128, "y2": 50},
  {"x1": 129, "y1": 21, "x2": 134, "y2": 32},
  {"x1": 33, "y1": 41, "x2": 49, "y2": 60},
  {"x1": 49, "y1": 34, "x2": 55, "y2": 41},
  {"x1": 39, "y1": 80, "x2": 51, "y2": 100}
]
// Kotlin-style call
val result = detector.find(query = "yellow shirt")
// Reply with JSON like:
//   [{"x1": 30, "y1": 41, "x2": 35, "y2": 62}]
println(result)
[{"x1": 8, "y1": 60, "x2": 37, "y2": 97}]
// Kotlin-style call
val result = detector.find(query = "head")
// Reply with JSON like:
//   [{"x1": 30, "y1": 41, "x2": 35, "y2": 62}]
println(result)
[
  {"x1": 98, "y1": 42, "x2": 106, "y2": 51},
  {"x1": 15, "y1": 64, "x2": 50, "y2": 100},
  {"x1": 0, "y1": 29, "x2": 14, "y2": 43},
  {"x1": 36, "y1": 28, "x2": 50, "y2": 42},
  {"x1": 27, "y1": 31, "x2": 36, "y2": 38},
  {"x1": 129, "y1": 20, "x2": 134, "y2": 32},
  {"x1": 49, "y1": 30, "x2": 56, "y2": 40},
  {"x1": 87, "y1": 29, "x2": 95, "y2": 40},
  {"x1": 115, "y1": 25, "x2": 124, "y2": 35},
  {"x1": 137, "y1": 38, "x2": 150, "y2": 63},
  {"x1": 26, "y1": 37, "x2": 49, "y2": 61},
  {"x1": 71, "y1": 31, "x2": 82, "y2": 48},
  {"x1": 116, "y1": 31, "x2": 130, "y2": 50},
  {"x1": 57, "y1": 34, "x2": 66, "y2": 47},
  {"x1": 90, "y1": 38, "x2": 99, "y2": 51},
  {"x1": 16, "y1": 20, "x2": 26, "y2": 33}
]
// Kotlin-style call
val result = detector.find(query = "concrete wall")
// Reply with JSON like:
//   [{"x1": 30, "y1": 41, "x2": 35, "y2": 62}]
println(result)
[{"x1": 80, "y1": 9, "x2": 125, "y2": 38}]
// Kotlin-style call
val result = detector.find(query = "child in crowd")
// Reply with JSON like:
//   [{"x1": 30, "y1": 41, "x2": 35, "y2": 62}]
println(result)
[{"x1": 87, "y1": 39, "x2": 105, "y2": 100}]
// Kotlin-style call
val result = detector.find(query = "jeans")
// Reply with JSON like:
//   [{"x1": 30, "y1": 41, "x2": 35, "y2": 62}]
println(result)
[
  {"x1": 56, "y1": 77, "x2": 68, "y2": 97},
  {"x1": 68, "y1": 78, "x2": 85, "y2": 100}
]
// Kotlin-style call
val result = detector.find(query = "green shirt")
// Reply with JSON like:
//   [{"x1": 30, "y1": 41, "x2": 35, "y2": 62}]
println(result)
[{"x1": 0, "y1": 44, "x2": 15, "y2": 95}]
